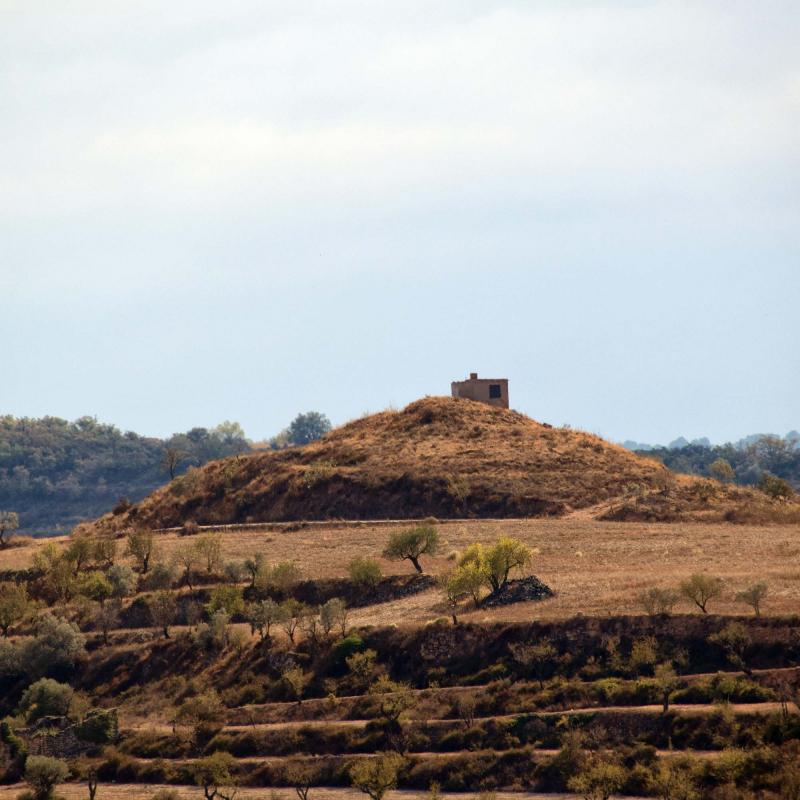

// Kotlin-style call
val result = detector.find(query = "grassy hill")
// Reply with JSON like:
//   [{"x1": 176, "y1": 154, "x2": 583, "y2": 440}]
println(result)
[{"x1": 80, "y1": 397, "x2": 792, "y2": 536}]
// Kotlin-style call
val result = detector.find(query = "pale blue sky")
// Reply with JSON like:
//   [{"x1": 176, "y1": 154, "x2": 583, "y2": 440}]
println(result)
[{"x1": 1, "y1": 1, "x2": 798, "y2": 444}]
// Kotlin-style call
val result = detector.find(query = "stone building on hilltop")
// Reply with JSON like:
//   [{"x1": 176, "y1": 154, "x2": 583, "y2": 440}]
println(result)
[{"x1": 451, "y1": 372, "x2": 509, "y2": 409}]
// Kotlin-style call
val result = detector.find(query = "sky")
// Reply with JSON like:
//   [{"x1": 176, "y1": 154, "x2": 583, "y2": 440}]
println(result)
[{"x1": 1, "y1": 1, "x2": 798, "y2": 446}]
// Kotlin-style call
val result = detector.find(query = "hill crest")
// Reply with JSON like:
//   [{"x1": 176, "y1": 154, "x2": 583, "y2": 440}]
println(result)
[{"x1": 80, "y1": 397, "x2": 790, "y2": 534}]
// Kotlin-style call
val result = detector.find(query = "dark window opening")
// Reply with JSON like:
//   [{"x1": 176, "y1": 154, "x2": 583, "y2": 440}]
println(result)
[{"x1": 489, "y1": 384, "x2": 502, "y2": 399}]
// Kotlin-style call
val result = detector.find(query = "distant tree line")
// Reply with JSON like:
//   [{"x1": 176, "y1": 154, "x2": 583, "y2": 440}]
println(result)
[
  {"x1": 264, "y1": 411, "x2": 332, "y2": 450},
  {"x1": 0, "y1": 412, "x2": 333, "y2": 534},
  {"x1": 0, "y1": 416, "x2": 250, "y2": 534},
  {"x1": 636, "y1": 434, "x2": 800, "y2": 490}
]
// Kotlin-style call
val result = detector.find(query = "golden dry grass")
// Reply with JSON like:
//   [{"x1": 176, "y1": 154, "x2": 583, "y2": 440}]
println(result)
[
  {"x1": 7, "y1": 518, "x2": 800, "y2": 623},
  {"x1": 77, "y1": 397, "x2": 785, "y2": 538}
]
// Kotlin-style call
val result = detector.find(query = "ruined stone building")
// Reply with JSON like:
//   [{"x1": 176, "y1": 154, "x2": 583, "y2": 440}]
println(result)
[{"x1": 450, "y1": 372, "x2": 509, "y2": 409}]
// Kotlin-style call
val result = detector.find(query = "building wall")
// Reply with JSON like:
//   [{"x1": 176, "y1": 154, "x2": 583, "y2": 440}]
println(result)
[{"x1": 451, "y1": 373, "x2": 509, "y2": 409}]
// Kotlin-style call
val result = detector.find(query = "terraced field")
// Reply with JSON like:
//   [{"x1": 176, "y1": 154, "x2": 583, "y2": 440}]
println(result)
[{"x1": 2, "y1": 519, "x2": 800, "y2": 799}]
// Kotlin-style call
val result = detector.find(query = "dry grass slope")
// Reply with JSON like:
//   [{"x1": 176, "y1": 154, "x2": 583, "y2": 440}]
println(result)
[{"x1": 80, "y1": 397, "x2": 797, "y2": 536}]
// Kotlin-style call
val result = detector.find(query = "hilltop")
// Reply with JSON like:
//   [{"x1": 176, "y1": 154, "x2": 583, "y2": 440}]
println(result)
[{"x1": 78, "y1": 397, "x2": 792, "y2": 536}]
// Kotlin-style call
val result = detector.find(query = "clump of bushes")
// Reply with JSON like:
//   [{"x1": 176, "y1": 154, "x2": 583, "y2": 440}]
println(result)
[{"x1": 348, "y1": 557, "x2": 382, "y2": 589}]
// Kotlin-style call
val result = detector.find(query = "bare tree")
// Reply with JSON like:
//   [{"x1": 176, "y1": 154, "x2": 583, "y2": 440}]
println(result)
[{"x1": 162, "y1": 446, "x2": 186, "y2": 480}]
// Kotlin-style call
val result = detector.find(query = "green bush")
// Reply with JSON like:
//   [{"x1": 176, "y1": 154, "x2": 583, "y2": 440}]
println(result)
[
  {"x1": 330, "y1": 634, "x2": 365, "y2": 666},
  {"x1": 348, "y1": 557, "x2": 382, "y2": 589},
  {"x1": 0, "y1": 719, "x2": 27, "y2": 760},
  {"x1": 18, "y1": 678, "x2": 74, "y2": 722},
  {"x1": 75, "y1": 709, "x2": 118, "y2": 744},
  {"x1": 23, "y1": 756, "x2": 69, "y2": 800}
]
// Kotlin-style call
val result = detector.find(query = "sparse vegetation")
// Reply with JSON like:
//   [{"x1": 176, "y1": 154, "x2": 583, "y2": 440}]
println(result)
[
  {"x1": 679, "y1": 573, "x2": 725, "y2": 613},
  {"x1": 2, "y1": 471, "x2": 799, "y2": 800},
  {"x1": 736, "y1": 581, "x2": 768, "y2": 617},
  {"x1": 758, "y1": 472, "x2": 795, "y2": 499},
  {"x1": 76, "y1": 398, "x2": 796, "y2": 535},
  {"x1": 638, "y1": 587, "x2": 680, "y2": 617}
]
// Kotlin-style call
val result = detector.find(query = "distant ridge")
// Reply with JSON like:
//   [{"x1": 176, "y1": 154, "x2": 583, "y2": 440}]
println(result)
[{"x1": 80, "y1": 397, "x2": 797, "y2": 535}]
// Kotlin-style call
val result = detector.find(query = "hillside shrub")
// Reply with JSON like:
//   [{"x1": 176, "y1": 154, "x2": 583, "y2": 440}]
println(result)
[
  {"x1": 18, "y1": 678, "x2": 74, "y2": 722},
  {"x1": 0, "y1": 719, "x2": 27, "y2": 760},
  {"x1": 330, "y1": 633, "x2": 365, "y2": 668},
  {"x1": 205, "y1": 585, "x2": 245, "y2": 618},
  {"x1": 637, "y1": 587, "x2": 679, "y2": 617},
  {"x1": 758, "y1": 473, "x2": 794, "y2": 499},
  {"x1": 348, "y1": 557, "x2": 382, "y2": 590},
  {"x1": 22, "y1": 756, "x2": 69, "y2": 800},
  {"x1": 106, "y1": 564, "x2": 136, "y2": 598},
  {"x1": 75, "y1": 709, "x2": 118, "y2": 744},
  {"x1": 21, "y1": 614, "x2": 86, "y2": 677},
  {"x1": 143, "y1": 562, "x2": 176, "y2": 590}
]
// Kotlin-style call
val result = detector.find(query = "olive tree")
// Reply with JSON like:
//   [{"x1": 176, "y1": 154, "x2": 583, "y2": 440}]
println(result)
[
  {"x1": 95, "y1": 599, "x2": 122, "y2": 646},
  {"x1": 21, "y1": 614, "x2": 86, "y2": 677},
  {"x1": 320, "y1": 597, "x2": 348, "y2": 638},
  {"x1": 18, "y1": 678, "x2": 74, "y2": 722},
  {"x1": 709, "y1": 622, "x2": 751, "y2": 674},
  {"x1": 193, "y1": 751, "x2": 237, "y2": 800},
  {"x1": 679, "y1": 574, "x2": 724, "y2": 613},
  {"x1": 285, "y1": 763, "x2": 316, "y2": 800},
  {"x1": 382, "y1": 524, "x2": 439, "y2": 573},
  {"x1": 736, "y1": 581, "x2": 768, "y2": 617},
  {"x1": 148, "y1": 590, "x2": 177, "y2": 638},
  {"x1": 195, "y1": 533, "x2": 223, "y2": 574},
  {"x1": 648, "y1": 760, "x2": 699, "y2": 800},
  {"x1": 568, "y1": 759, "x2": 626, "y2": 800},
  {"x1": 459, "y1": 537, "x2": 534, "y2": 593},
  {"x1": 282, "y1": 666, "x2": 311, "y2": 704},
  {"x1": 126, "y1": 528, "x2": 156, "y2": 574},
  {"x1": 247, "y1": 599, "x2": 284, "y2": 640},
  {"x1": 65, "y1": 535, "x2": 93, "y2": 575},
  {"x1": 23, "y1": 756, "x2": 69, "y2": 800},
  {"x1": 637, "y1": 587, "x2": 679, "y2": 617},
  {"x1": 508, "y1": 640, "x2": 558, "y2": 688},
  {"x1": 654, "y1": 663, "x2": 680, "y2": 713},
  {"x1": 349, "y1": 753, "x2": 404, "y2": 800},
  {"x1": 107, "y1": 564, "x2": 137, "y2": 598}
]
